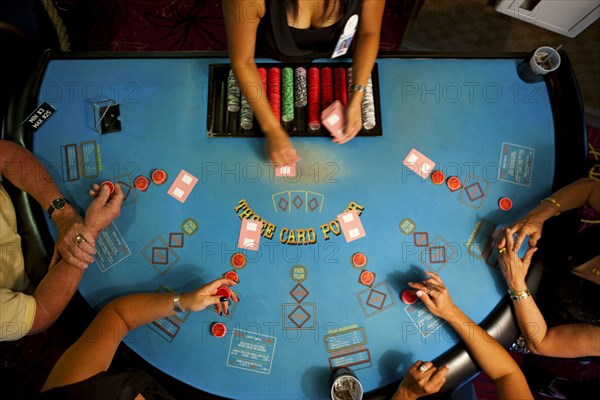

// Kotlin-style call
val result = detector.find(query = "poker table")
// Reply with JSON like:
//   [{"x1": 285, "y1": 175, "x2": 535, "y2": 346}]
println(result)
[{"x1": 7, "y1": 51, "x2": 587, "y2": 399}]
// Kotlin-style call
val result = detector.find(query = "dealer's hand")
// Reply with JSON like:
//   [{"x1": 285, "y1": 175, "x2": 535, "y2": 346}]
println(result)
[
  {"x1": 392, "y1": 360, "x2": 449, "y2": 400},
  {"x1": 266, "y1": 127, "x2": 301, "y2": 167},
  {"x1": 335, "y1": 92, "x2": 363, "y2": 144}
]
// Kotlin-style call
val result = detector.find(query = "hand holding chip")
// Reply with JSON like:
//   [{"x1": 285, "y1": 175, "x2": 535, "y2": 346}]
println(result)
[
  {"x1": 266, "y1": 127, "x2": 301, "y2": 168},
  {"x1": 498, "y1": 228, "x2": 537, "y2": 291},
  {"x1": 181, "y1": 278, "x2": 238, "y2": 315},
  {"x1": 408, "y1": 271, "x2": 458, "y2": 321},
  {"x1": 84, "y1": 183, "x2": 123, "y2": 237}
]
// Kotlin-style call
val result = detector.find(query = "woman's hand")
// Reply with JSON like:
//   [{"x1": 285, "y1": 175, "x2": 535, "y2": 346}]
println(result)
[
  {"x1": 335, "y1": 93, "x2": 363, "y2": 144},
  {"x1": 498, "y1": 228, "x2": 537, "y2": 291},
  {"x1": 496, "y1": 206, "x2": 551, "y2": 252},
  {"x1": 393, "y1": 361, "x2": 449, "y2": 400},
  {"x1": 408, "y1": 271, "x2": 458, "y2": 321},
  {"x1": 182, "y1": 277, "x2": 239, "y2": 315},
  {"x1": 266, "y1": 127, "x2": 300, "y2": 167}
]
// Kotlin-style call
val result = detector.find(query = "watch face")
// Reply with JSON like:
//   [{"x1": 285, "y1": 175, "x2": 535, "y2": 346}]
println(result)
[{"x1": 52, "y1": 198, "x2": 66, "y2": 210}]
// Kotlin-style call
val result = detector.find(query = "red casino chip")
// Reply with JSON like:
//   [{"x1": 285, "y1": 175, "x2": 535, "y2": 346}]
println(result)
[
  {"x1": 216, "y1": 286, "x2": 232, "y2": 299},
  {"x1": 430, "y1": 170, "x2": 445, "y2": 185},
  {"x1": 224, "y1": 270, "x2": 239, "y2": 283},
  {"x1": 351, "y1": 252, "x2": 368, "y2": 269},
  {"x1": 498, "y1": 197, "x2": 513, "y2": 211},
  {"x1": 446, "y1": 176, "x2": 461, "y2": 192},
  {"x1": 230, "y1": 252, "x2": 247, "y2": 269},
  {"x1": 101, "y1": 181, "x2": 115, "y2": 195},
  {"x1": 400, "y1": 289, "x2": 417, "y2": 305},
  {"x1": 211, "y1": 322, "x2": 227, "y2": 338},
  {"x1": 134, "y1": 175, "x2": 149, "y2": 192},
  {"x1": 359, "y1": 270, "x2": 375, "y2": 286},
  {"x1": 152, "y1": 169, "x2": 168, "y2": 185}
]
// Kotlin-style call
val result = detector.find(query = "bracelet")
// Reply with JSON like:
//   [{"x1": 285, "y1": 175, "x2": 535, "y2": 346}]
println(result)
[
  {"x1": 173, "y1": 292, "x2": 185, "y2": 312},
  {"x1": 540, "y1": 197, "x2": 562, "y2": 216},
  {"x1": 508, "y1": 289, "x2": 531, "y2": 302},
  {"x1": 351, "y1": 84, "x2": 366, "y2": 94}
]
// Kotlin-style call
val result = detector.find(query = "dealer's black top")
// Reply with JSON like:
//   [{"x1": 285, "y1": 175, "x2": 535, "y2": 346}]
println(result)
[{"x1": 256, "y1": 0, "x2": 362, "y2": 62}]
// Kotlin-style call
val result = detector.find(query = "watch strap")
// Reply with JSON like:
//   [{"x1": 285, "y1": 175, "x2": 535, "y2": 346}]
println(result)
[{"x1": 47, "y1": 197, "x2": 69, "y2": 218}]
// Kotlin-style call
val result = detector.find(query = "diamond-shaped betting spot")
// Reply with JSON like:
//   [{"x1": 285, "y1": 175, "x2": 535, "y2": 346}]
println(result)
[
  {"x1": 366, "y1": 289, "x2": 386, "y2": 310},
  {"x1": 278, "y1": 197, "x2": 289, "y2": 212},
  {"x1": 169, "y1": 233, "x2": 184, "y2": 248},
  {"x1": 288, "y1": 306, "x2": 310, "y2": 328},
  {"x1": 466, "y1": 182, "x2": 484, "y2": 201},
  {"x1": 414, "y1": 232, "x2": 429, "y2": 247},
  {"x1": 293, "y1": 194, "x2": 304, "y2": 210},
  {"x1": 429, "y1": 246, "x2": 446, "y2": 264},
  {"x1": 152, "y1": 247, "x2": 169, "y2": 265},
  {"x1": 290, "y1": 283, "x2": 309, "y2": 303},
  {"x1": 308, "y1": 198, "x2": 319, "y2": 211}
]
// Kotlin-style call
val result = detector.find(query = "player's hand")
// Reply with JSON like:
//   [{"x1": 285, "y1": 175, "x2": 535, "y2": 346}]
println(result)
[
  {"x1": 335, "y1": 93, "x2": 362, "y2": 144},
  {"x1": 266, "y1": 128, "x2": 301, "y2": 167},
  {"x1": 496, "y1": 208, "x2": 548, "y2": 252},
  {"x1": 498, "y1": 228, "x2": 537, "y2": 291},
  {"x1": 84, "y1": 183, "x2": 123, "y2": 237},
  {"x1": 392, "y1": 361, "x2": 449, "y2": 400},
  {"x1": 52, "y1": 204, "x2": 96, "y2": 269},
  {"x1": 408, "y1": 271, "x2": 458, "y2": 321},
  {"x1": 182, "y1": 278, "x2": 239, "y2": 315}
]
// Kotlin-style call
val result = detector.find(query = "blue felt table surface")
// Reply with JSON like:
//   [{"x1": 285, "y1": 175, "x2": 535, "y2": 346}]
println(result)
[{"x1": 33, "y1": 57, "x2": 554, "y2": 399}]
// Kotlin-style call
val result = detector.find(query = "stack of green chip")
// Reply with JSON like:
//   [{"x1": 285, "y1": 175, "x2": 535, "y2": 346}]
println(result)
[{"x1": 282, "y1": 67, "x2": 294, "y2": 123}]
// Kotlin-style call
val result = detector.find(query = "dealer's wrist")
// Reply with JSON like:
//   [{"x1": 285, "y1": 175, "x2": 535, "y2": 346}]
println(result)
[{"x1": 393, "y1": 385, "x2": 417, "y2": 400}]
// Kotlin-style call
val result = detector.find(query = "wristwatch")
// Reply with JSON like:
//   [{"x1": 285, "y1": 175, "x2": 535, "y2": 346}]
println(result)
[
  {"x1": 173, "y1": 292, "x2": 185, "y2": 313},
  {"x1": 47, "y1": 197, "x2": 69, "y2": 218}
]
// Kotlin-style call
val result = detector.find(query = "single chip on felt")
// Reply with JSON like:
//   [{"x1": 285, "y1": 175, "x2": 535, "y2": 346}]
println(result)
[
  {"x1": 134, "y1": 176, "x2": 149, "y2": 192},
  {"x1": 152, "y1": 169, "x2": 168, "y2": 185},
  {"x1": 211, "y1": 322, "x2": 227, "y2": 338},
  {"x1": 230, "y1": 252, "x2": 247, "y2": 269},
  {"x1": 400, "y1": 289, "x2": 417, "y2": 305},
  {"x1": 224, "y1": 270, "x2": 239, "y2": 282},
  {"x1": 101, "y1": 181, "x2": 115, "y2": 195},
  {"x1": 359, "y1": 270, "x2": 375, "y2": 286},
  {"x1": 446, "y1": 176, "x2": 462, "y2": 192},
  {"x1": 430, "y1": 170, "x2": 445, "y2": 185},
  {"x1": 215, "y1": 286, "x2": 232, "y2": 299},
  {"x1": 498, "y1": 197, "x2": 513, "y2": 211},
  {"x1": 351, "y1": 252, "x2": 368, "y2": 268}
]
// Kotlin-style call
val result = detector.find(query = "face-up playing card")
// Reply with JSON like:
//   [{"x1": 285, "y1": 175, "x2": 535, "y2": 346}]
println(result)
[
  {"x1": 402, "y1": 148, "x2": 436, "y2": 180},
  {"x1": 275, "y1": 164, "x2": 296, "y2": 177},
  {"x1": 337, "y1": 210, "x2": 366, "y2": 242},
  {"x1": 238, "y1": 219, "x2": 263, "y2": 251},
  {"x1": 167, "y1": 170, "x2": 199, "y2": 203}
]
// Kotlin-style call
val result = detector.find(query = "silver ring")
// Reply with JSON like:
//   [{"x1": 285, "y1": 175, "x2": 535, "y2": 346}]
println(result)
[
  {"x1": 426, "y1": 283, "x2": 436, "y2": 295},
  {"x1": 419, "y1": 364, "x2": 428, "y2": 372},
  {"x1": 74, "y1": 234, "x2": 86, "y2": 246}
]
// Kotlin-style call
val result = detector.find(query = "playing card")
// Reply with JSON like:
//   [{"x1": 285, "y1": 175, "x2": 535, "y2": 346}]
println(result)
[
  {"x1": 337, "y1": 210, "x2": 366, "y2": 242},
  {"x1": 167, "y1": 170, "x2": 198, "y2": 203},
  {"x1": 275, "y1": 164, "x2": 296, "y2": 177},
  {"x1": 402, "y1": 148, "x2": 435, "y2": 180},
  {"x1": 238, "y1": 219, "x2": 263, "y2": 251}
]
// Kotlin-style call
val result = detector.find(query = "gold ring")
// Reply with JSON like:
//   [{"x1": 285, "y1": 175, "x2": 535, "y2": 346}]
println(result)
[
  {"x1": 498, "y1": 248, "x2": 507, "y2": 254},
  {"x1": 74, "y1": 234, "x2": 86, "y2": 245}
]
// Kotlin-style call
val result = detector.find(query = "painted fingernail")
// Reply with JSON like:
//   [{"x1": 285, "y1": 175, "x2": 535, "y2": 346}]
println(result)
[
  {"x1": 219, "y1": 311, "x2": 223, "y2": 316},
  {"x1": 219, "y1": 296, "x2": 228, "y2": 302},
  {"x1": 416, "y1": 290, "x2": 424, "y2": 297}
]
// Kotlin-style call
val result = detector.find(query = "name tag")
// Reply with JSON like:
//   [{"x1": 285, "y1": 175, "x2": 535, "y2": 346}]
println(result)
[{"x1": 332, "y1": 14, "x2": 359, "y2": 58}]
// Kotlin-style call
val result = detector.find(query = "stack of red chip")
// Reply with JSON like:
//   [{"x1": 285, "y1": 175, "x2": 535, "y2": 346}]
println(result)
[
  {"x1": 308, "y1": 67, "x2": 321, "y2": 130},
  {"x1": 498, "y1": 197, "x2": 513, "y2": 211},
  {"x1": 430, "y1": 170, "x2": 445, "y2": 185},
  {"x1": 212, "y1": 322, "x2": 227, "y2": 338},
  {"x1": 230, "y1": 252, "x2": 247, "y2": 269},
  {"x1": 152, "y1": 169, "x2": 168, "y2": 185},
  {"x1": 224, "y1": 270, "x2": 239, "y2": 283},
  {"x1": 258, "y1": 67, "x2": 267, "y2": 94},
  {"x1": 334, "y1": 67, "x2": 347, "y2": 106},
  {"x1": 446, "y1": 176, "x2": 461, "y2": 192},
  {"x1": 268, "y1": 67, "x2": 281, "y2": 121},
  {"x1": 359, "y1": 270, "x2": 375, "y2": 287},
  {"x1": 320, "y1": 67, "x2": 333, "y2": 110},
  {"x1": 400, "y1": 289, "x2": 417, "y2": 305},
  {"x1": 135, "y1": 176, "x2": 149, "y2": 192},
  {"x1": 351, "y1": 252, "x2": 368, "y2": 269},
  {"x1": 216, "y1": 285, "x2": 233, "y2": 299}
]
